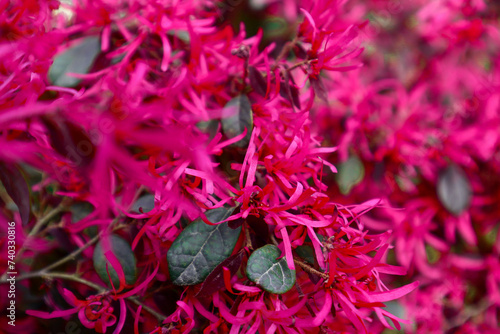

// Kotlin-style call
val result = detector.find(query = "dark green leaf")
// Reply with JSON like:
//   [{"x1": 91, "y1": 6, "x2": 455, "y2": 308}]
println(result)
[
  {"x1": 131, "y1": 194, "x2": 155, "y2": 213},
  {"x1": 167, "y1": 207, "x2": 241, "y2": 286},
  {"x1": 49, "y1": 36, "x2": 100, "y2": 87},
  {"x1": 167, "y1": 29, "x2": 190, "y2": 42},
  {"x1": 263, "y1": 16, "x2": 288, "y2": 39},
  {"x1": 437, "y1": 165, "x2": 472, "y2": 216},
  {"x1": 295, "y1": 245, "x2": 315, "y2": 265},
  {"x1": 246, "y1": 244, "x2": 296, "y2": 294},
  {"x1": 336, "y1": 155, "x2": 365, "y2": 195},
  {"x1": 293, "y1": 43, "x2": 307, "y2": 59},
  {"x1": 0, "y1": 163, "x2": 30, "y2": 225},
  {"x1": 70, "y1": 202, "x2": 94, "y2": 223},
  {"x1": 93, "y1": 234, "x2": 137, "y2": 287},
  {"x1": 196, "y1": 119, "x2": 219, "y2": 139},
  {"x1": 221, "y1": 95, "x2": 253, "y2": 147},
  {"x1": 425, "y1": 244, "x2": 440, "y2": 264}
]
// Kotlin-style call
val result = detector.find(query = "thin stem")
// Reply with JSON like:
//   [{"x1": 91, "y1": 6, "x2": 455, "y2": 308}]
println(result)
[
  {"x1": 41, "y1": 221, "x2": 123, "y2": 273},
  {"x1": 446, "y1": 299, "x2": 491, "y2": 330},
  {"x1": 0, "y1": 186, "x2": 13, "y2": 207},
  {"x1": 288, "y1": 59, "x2": 315, "y2": 72},
  {"x1": 42, "y1": 232, "x2": 103, "y2": 273},
  {"x1": 1, "y1": 215, "x2": 126, "y2": 284},
  {"x1": 293, "y1": 259, "x2": 329, "y2": 281},
  {"x1": 270, "y1": 233, "x2": 329, "y2": 281},
  {"x1": 244, "y1": 224, "x2": 253, "y2": 250},
  {"x1": 270, "y1": 233, "x2": 279, "y2": 247},
  {"x1": 33, "y1": 272, "x2": 106, "y2": 292},
  {"x1": 3, "y1": 271, "x2": 166, "y2": 321},
  {"x1": 295, "y1": 282, "x2": 317, "y2": 317},
  {"x1": 1, "y1": 270, "x2": 167, "y2": 322},
  {"x1": 17, "y1": 200, "x2": 68, "y2": 259}
]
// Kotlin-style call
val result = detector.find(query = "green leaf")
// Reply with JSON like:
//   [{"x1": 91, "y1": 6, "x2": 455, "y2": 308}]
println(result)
[
  {"x1": 221, "y1": 95, "x2": 253, "y2": 147},
  {"x1": 437, "y1": 164, "x2": 472, "y2": 216},
  {"x1": 336, "y1": 155, "x2": 365, "y2": 195},
  {"x1": 49, "y1": 36, "x2": 101, "y2": 87},
  {"x1": 70, "y1": 202, "x2": 94, "y2": 223},
  {"x1": 425, "y1": 244, "x2": 440, "y2": 264},
  {"x1": 196, "y1": 119, "x2": 220, "y2": 139},
  {"x1": 295, "y1": 245, "x2": 315, "y2": 265},
  {"x1": 167, "y1": 29, "x2": 190, "y2": 42},
  {"x1": 167, "y1": 207, "x2": 241, "y2": 286},
  {"x1": 93, "y1": 234, "x2": 137, "y2": 287},
  {"x1": 246, "y1": 244, "x2": 296, "y2": 294},
  {"x1": 483, "y1": 224, "x2": 499, "y2": 248},
  {"x1": 263, "y1": 16, "x2": 288, "y2": 39}
]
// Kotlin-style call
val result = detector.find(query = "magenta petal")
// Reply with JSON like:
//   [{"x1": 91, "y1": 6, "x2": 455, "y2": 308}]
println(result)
[
  {"x1": 104, "y1": 250, "x2": 127, "y2": 290},
  {"x1": 112, "y1": 298, "x2": 127, "y2": 334},
  {"x1": 280, "y1": 225, "x2": 295, "y2": 270},
  {"x1": 368, "y1": 281, "x2": 420, "y2": 302},
  {"x1": 61, "y1": 288, "x2": 83, "y2": 307},
  {"x1": 119, "y1": 262, "x2": 160, "y2": 298},
  {"x1": 26, "y1": 308, "x2": 79, "y2": 319}
]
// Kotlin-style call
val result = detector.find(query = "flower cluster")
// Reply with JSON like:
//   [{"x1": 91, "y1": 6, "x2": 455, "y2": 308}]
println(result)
[
  {"x1": 313, "y1": 0, "x2": 500, "y2": 332},
  {"x1": 0, "y1": 0, "x2": 498, "y2": 333}
]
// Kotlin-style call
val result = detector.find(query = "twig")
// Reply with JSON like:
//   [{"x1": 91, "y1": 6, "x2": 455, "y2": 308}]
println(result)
[
  {"x1": 17, "y1": 200, "x2": 68, "y2": 260},
  {"x1": 128, "y1": 297, "x2": 167, "y2": 323},
  {"x1": 244, "y1": 224, "x2": 253, "y2": 250},
  {"x1": 42, "y1": 232, "x2": 103, "y2": 273},
  {"x1": 445, "y1": 299, "x2": 492, "y2": 330},
  {"x1": 12, "y1": 271, "x2": 107, "y2": 293},
  {"x1": 2, "y1": 271, "x2": 167, "y2": 322},
  {"x1": 295, "y1": 282, "x2": 317, "y2": 317},
  {"x1": 288, "y1": 59, "x2": 316, "y2": 72},
  {"x1": 293, "y1": 259, "x2": 329, "y2": 281},
  {"x1": 41, "y1": 221, "x2": 123, "y2": 273},
  {"x1": 0, "y1": 201, "x2": 68, "y2": 281}
]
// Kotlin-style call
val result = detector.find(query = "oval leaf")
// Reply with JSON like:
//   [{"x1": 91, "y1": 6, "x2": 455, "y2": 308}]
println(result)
[
  {"x1": 70, "y1": 202, "x2": 94, "y2": 223},
  {"x1": 295, "y1": 245, "x2": 315, "y2": 265},
  {"x1": 246, "y1": 244, "x2": 296, "y2": 294},
  {"x1": 167, "y1": 207, "x2": 241, "y2": 286},
  {"x1": 336, "y1": 155, "x2": 365, "y2": 195},
  {"x1": 221, "y1": 95, "x2": 253, "y2": 147},
  {"x1": 93, "y1": 234, "x2": 137, "y2": 287},
  {"x1": 49, "y1": 36, "x2": 101, "y2": 87},
  {"x1": 131, "y1": 194, "x2": 155, "y2": 214},
  {"x1": 437, "y1": 165, "x2": 472, "y2": 216}
]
